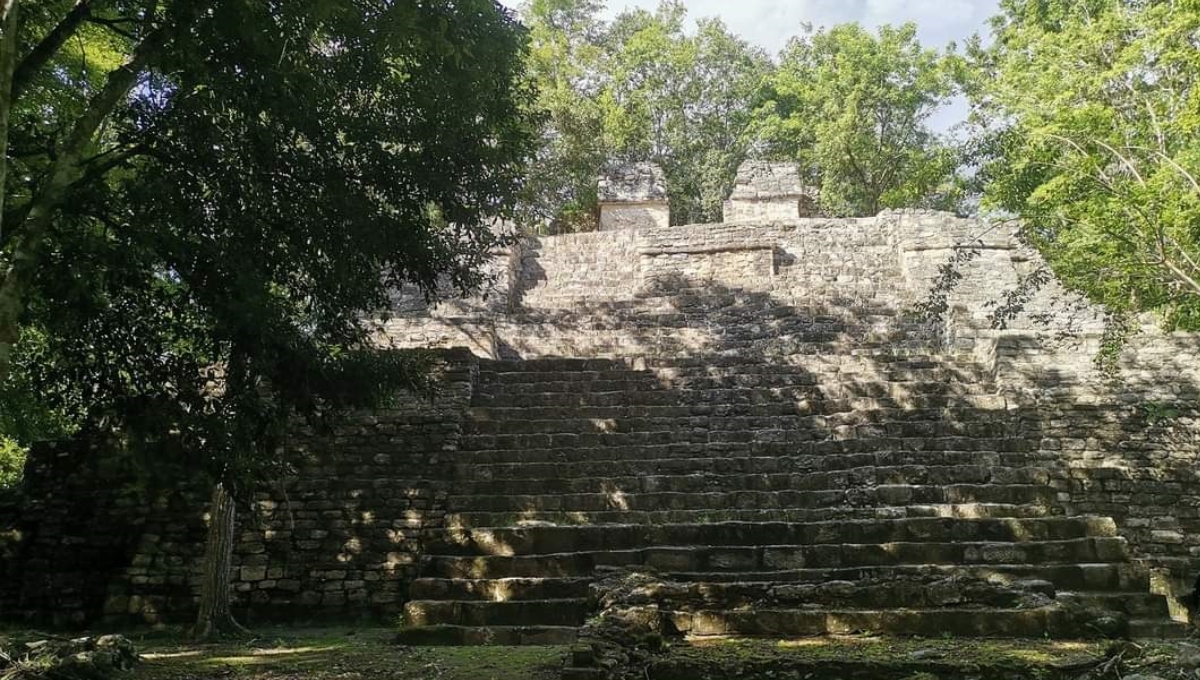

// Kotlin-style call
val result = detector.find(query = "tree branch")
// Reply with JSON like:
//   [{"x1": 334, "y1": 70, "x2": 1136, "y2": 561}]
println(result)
[
  {"x1": 1161, "y1": 257, "x2": 1200, "y2": 297},
  {"x1": 0, "y1": 13, "x2": 172, "y2": 384},
  {"x1": 11, "y1": 0, "x2": 95, "y2": 100},
  {"x1": 75, "y1": 143, "x2": 148, "y2": 185}
]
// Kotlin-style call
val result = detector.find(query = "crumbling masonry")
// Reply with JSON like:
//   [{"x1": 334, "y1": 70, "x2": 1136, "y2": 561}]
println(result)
[{"x1": 1, "y1": 163, "x2": 1197, "y2": 644}]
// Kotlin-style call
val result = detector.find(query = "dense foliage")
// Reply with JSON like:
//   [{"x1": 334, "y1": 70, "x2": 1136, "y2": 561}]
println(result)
[
  {"x1": 751, "y1": 23, "x2": 963, "y2": 217},
  {"x1": 518, "y1": 0, "x2": 770, "y2": 230},
  {"x1": 968, "y1": 0, "x2": 1200, "y2": 329},
  {"x1": 518, "y1": 2, "x2": 964, "y2": 228},
  {"x1": 1, "y1": 0, "x2": 536, "y2": 477},
  {"x1": 1, "y1": 0, "x2": 537, "y2": 633}
]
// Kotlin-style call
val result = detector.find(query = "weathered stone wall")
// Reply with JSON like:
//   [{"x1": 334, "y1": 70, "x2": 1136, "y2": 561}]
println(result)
[
  {"x1": 0, "y1": 441, "x2": 201, "y2": 627},
  {"x1": 0, "y1": 350, "x2": 476, "y2": 626},
  {"x1": 0, "y1": 494, "x2": 21, "y2": 620},
  {"x1": 519, "y1": 231, "x2": 643, "y2": 306},
  {"x1": 5, "y1": 209, "x2": 1199, "y2": 626},
  {"x1": 725, "y1": 161, "x2": 818, "y2": 221},
  {"x1": 723, "y1": 197, "x2": 817, "y2": 221},
  {"x1": 599, "y1": 203, "x2": 670, "y2": 231},
  {"x1": 597, "y1": 162, "x2": 670, "y2": 231},
  {"x1": 640, "y1": 224, "x2": 776, "y2": 293},
  {"x1": 377, "y1": 210, "x2": 1200, "y2": 584}
]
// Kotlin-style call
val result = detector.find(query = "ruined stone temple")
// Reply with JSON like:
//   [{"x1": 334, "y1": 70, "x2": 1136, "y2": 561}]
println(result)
[{"x1": 2, "y1": 162, "x2": 1199, "y2": 644}]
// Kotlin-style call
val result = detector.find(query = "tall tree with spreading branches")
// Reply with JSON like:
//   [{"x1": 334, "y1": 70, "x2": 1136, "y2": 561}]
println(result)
[
  {"x1": 517, "y1": 0, "x2": 770, "y2": 230},
  {"x1": 751, "y1": 22, "x2": 962, "y2": 217},
  {"x1": 2, "y1": 0, "x2": 536, "y2": 638},
  {"x1": 968, "y1": 0, "x2": 1200, "y2": 330}
]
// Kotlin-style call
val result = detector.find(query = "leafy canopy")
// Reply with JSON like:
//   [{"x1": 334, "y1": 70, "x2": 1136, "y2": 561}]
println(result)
[
  {"x1": 970, "y1": 0, "x2": 1200, "y2": 329},
  {"x1": 1, "y1": 0, "x2": 537, "y2": 487},
  {"x1": 517, "y1": 0, "x2": 770, "y2": 230},
  {"x1": 751, "y1": 22, "x2": 962, "y2": 217}
]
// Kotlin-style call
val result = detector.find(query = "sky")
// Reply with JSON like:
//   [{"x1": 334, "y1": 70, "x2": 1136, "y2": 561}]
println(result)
[
  {"x1": 498, "y1": 0, "x2": 1001, "y2": 56},
  {"x1": 498, "y1": 0, "x2": 1003, "y2": 131}
]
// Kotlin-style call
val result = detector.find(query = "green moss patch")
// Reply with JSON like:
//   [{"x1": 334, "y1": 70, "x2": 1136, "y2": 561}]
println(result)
[
  {"x1": 650, "y1": 636, "x2": 1110, "y2": 680},
  {"x1": 131, "y1": 628, "x2": 565, "y2": 680}
]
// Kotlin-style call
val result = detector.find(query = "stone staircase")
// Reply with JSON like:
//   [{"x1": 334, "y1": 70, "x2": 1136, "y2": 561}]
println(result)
[{"x1": 396, "y1": 355, "x2": 1184, "y2": 645}]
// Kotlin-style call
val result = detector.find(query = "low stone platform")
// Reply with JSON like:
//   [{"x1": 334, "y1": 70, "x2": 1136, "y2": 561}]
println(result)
[
  {"x1": 397, "y1": 357, "x2": 1190, "y2": 645},
  {"x1": 4, "y1": 212, "x2": 1196, "y2": 636}
]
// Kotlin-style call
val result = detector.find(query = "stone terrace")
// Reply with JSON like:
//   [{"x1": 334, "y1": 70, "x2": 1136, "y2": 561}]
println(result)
[
  {"x1": 382, "y1": 209, "x2": 1200, "y2": 644},
  {"x1": 2, "y1": 207, "x2": 1197, "y2": 642}
]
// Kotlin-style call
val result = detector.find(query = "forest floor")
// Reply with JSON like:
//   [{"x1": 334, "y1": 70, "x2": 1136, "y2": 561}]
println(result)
[
  {"x1": 5, "y1": 625, "x2": 1197, "y2": 680},
  {"x1": 131, "y1": 628, "x2": 564, "y2": 680},
  {"x1": 130, "y1": 631, "x2": 1200, "y2": 680}
]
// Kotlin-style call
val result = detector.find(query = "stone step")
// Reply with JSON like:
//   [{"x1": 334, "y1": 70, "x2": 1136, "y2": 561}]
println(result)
[
  {"x1": 465, "y1": 416, "x2": 818, "y2": 436},
  {"x1": 479, "y1": 359, "x2": 626, "y2": 372},
  {"x1": 1128, "y1": 618, "x2": 1194, "y2": 638},
  {"x1": 576, "y1": 576, "x2": 1099, "y2": 612},
  {"x1": 464, "y1": 404, "x2": 1009, "y2": 423},
  {"x1": 419, "y1": 538, "x2": 1128, "y2": 579},
  {"x1": 470, "y1": 405, "x2": 800, "y2": 420},
  {"x1": 459, "y1": 430, "x2": 810, "y2": 450},
  {"x1": 668, "y1": 606, "x2": 1110, "y2": 638},
  {"x1": 408, "y1": 577, "x2": 592, "y2": 602},
  {"x1": 664, "y1": 350, "x2": 964, "y2": 361},
  {"x1": 450, "y1": 467, "x2": 1057, "y2": 495},
  {"x1": 446, "y1": 502, "x2": 1059, "y2": 527},
  {"x1": 1057, "y1": 591, "x2": 1171, "y2": 618},
  {"x1": 407, "y1": 565, "x2": 1156, "y2": 607},
  {"x1": 402, "y1": 592, "x2": 1168, "y2": 638},
  {"x1": 463, "y1": 417, "x2": 1015, "y2": 439},
  {"x1": 478, "y1": 380, "x2": 664, "y2": 396},
  {"x1": 457, "y1": 434, "x2": 1032, "y2": 455},
  {"x1": 403, "y1": 598, "x2": 588, "y2": 628},
  {"x1": 470, "y1": 392, "x2": 1006, "y2": 412},
  {"x1": 480, "y1": 355, "x2": 987, "y2": 377},
  {"x1": 478, "y1": 369, "x2": 652, "y2": 384},
  {"x1": 426, "y1": 518, "x2": 1117, "y2": 556},
  {"x1": 476, "y1": 375, "x2": 993, "y2": 397},
  {"x1": 660, "y1": 562, "x2": 1151, "y2": 592},
  {"x1": 394, "y1": 624, "x2": 578, "y2": 646},
  {"x1": 660, "y1": 366, "x2": 993, "y2": 384},
  {"x1": 446, "y1": 484, "x2": 1061, "y2": 513},
  {"x1": 478, "y1": 358, "x2": 985, "y2": 375},
  {"x1": 470, "y1": 389, "x2": 810, "y2": 408},
  {"x1": 818, "y1": 381, "x2": 994, "y2": 399},
  {"x1": 450, "y1": 447, "x2": 1040, "y2": 468},
  {"x1": 455, "y1": 458, "x2": 1056, "y2": 483}
]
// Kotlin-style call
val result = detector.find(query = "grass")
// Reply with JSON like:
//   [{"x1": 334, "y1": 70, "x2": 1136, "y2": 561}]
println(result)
[
  {"x1": 679, "y1": 635, "x2": 1108, "y2": 665},
  {"x1": 126, "y1": 628, "x2": 566, "y2": 680},
  {"x1": 648, "y1": 636, "x2": 1119, "y2": 680},
  {"x1": 4, "y1": 626, "x2": 1182, "y2": 680}
]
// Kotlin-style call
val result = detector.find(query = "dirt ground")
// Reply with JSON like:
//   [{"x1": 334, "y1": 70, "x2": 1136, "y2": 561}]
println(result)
[
  {"x1": 7, "y1": 625, "x2": 1196, "y2": 680},
  {"x1": 131, "y1": 628, "x2": 565, "y2": 680}
]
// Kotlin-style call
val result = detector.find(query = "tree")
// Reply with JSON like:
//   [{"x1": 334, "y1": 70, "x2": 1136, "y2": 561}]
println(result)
[
  {"x1": 517, "y1": 0, "x2": 609, "y2": 232},
  {"x1": 0, "y1": 328, "x2": 78, "y2": 489},
  {"x1": 967, "y1": 0, "x2": 1200, "y2": 330},
  {"x1": 602, "y1": 4, "x2": 770, "y2": 224},
  {"x1": 518, "y1": 0, "x2": 771, "y2": 230},
  {"x1": 751, "y1": 23, "x2": 961, "y2": 217},
  {"x1": 3, "y1": 0, "x2": 536, "y2": 637}
]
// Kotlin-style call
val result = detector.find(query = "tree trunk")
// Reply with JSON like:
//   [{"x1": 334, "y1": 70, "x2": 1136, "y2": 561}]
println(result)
[
  {"x1": 0, "y1": 0, "x2": 19, "y2": 243},
  {"x1": 11, "y1": 0, "x2": 93, "y2": 101},
  {"x1": 0, "y1": 21, "x2": 169, "y2": 386},
  {"x1": 192, "y1": 482, "x2": 249, "y2": 641}
]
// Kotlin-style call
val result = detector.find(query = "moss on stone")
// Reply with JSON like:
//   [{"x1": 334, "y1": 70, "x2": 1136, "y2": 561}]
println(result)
[{"x1": 651, "y1": 636, "x2": 1106, "y2": 680}]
